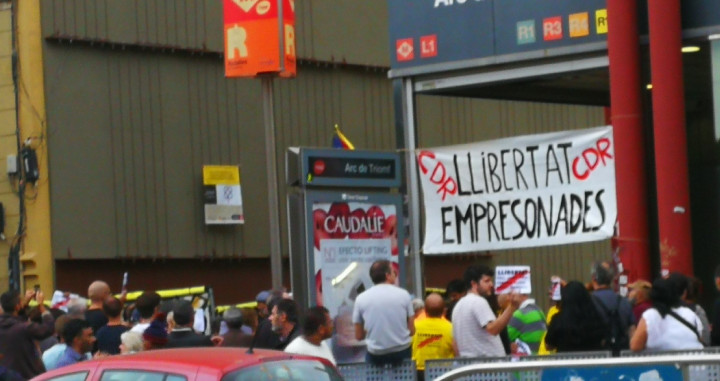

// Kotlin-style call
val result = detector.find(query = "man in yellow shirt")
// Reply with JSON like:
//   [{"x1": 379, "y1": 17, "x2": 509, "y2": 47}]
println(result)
[{"x1": 412, "y1": 293, "x2": 456, "y2": 381}]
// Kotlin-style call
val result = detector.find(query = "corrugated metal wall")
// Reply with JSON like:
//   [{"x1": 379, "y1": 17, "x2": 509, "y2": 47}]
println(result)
[
  {"x1": 40, "y1": 0, "x2": 611, "y2": 299},
  {"x1": 44, "y1": 44, "x2": 395, "y2": 260},
  {"x1": 40, "y1": 0, "x2": 390, "y2": 67}
]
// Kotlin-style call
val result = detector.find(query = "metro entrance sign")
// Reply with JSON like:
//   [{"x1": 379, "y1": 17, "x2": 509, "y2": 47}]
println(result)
[
  {"x1": 389, "y1": 0, "x2": 607, "y2": 74},
  {"x1": 388, "y1": 0, "x2": 720, "y2": 77},
  {"x1": 223, "y1": 0, "x2": 296, "y2": 78}
]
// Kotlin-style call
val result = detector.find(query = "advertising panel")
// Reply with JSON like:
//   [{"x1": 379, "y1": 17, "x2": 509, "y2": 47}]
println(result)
[
  {"x1": 223, "y1": 0, "x2": 296, "y2": 78},
  {"x1": 417, "y1": 126, "x2": 616, "y2": 254},
  {"x1": 541, "y1": 365, "x2": 682, "y2": 381},
  {"x1": 306, "y1": 193, "x2": 403, "y2": 364}
]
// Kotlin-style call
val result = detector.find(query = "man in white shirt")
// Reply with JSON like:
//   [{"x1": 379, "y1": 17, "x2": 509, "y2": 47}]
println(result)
[
  {"x1": 284, "y1": 306, "x2": 336, "y2": 365},
  {"x1": 130, "y1": 291, "x2": 161, "y2": 334},
  {"x1": 452, "y1": 264, "x2": 521, "y2": 357},
  {"x1": 353, "y1": 260, "x2": 414, "y2": 366}
]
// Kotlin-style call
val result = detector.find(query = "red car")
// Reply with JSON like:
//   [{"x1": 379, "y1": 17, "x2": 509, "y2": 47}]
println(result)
[{"x1": 31, "y1": 348, "x2": 344, "y2": 381}]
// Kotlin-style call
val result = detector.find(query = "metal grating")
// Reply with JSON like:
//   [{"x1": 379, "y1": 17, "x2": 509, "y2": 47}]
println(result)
[{"x1": 338, "y1": 360, "x2": 417, "y2": 381}]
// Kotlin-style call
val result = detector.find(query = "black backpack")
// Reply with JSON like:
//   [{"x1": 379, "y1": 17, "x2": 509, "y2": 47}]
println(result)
[{"x1": 593, "y1": 294, "x2": 629, "y2": 356}]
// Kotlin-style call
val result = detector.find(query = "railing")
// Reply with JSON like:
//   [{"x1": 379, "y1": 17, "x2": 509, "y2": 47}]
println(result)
[
  {"x1": 337, "y1": 349, "x2": 720, "y2": 381},
  {"x1": 433, "y1": 353, "x2": 720, "y2": 381},
  {"x1": 424, "y1": 350, "x2": 611, "y2": 381}
]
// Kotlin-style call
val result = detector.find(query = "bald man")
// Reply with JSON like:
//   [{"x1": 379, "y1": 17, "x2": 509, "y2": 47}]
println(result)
[
  {"x1": 86, "y1": 281, "x2": 111, "y2": 335},
  {"x1": 411, "y1": 293, "x2": 456, "y2": 381}
]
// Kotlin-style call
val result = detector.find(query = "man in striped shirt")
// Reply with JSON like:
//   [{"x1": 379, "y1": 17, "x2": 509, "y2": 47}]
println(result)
[{"x1": 507, "y1": 294, "x2": 546, "y2": 354}]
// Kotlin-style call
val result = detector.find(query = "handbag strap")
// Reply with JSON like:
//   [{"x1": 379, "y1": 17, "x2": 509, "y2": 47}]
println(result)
[{"x1": 667, "y1": 309, "x2": 704, "y2": 346}]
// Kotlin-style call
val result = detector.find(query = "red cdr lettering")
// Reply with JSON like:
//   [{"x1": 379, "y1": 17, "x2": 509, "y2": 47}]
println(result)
[
  {"x1": 417, "y1": 150, "x2": 457, "y2": 201},
  {"x1": 572, "y1": 138, "x2": 614, "y2": 180}
]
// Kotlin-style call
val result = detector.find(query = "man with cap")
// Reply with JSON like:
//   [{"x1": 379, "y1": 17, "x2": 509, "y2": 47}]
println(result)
[
  {"x1": 256, "y1": 290, "x2": 271, "y2": 323},
  {"x1": 221, "y1": 307, "x2": 252, "y2": 347},
  {"x1": 628, "y1": 279, "x2": 652, "y2": 321},
  {"x1": 166, "y1": 301, "x2": 213, "y2": 348}
]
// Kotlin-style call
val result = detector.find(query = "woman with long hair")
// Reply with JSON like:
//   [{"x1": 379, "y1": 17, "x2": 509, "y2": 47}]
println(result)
[
  {"x1": 630, "y1": 277, "x2": 704, "y2": 351},
  {"x1": 545, "y1": 281, "x2": 607, "y2": 352}
]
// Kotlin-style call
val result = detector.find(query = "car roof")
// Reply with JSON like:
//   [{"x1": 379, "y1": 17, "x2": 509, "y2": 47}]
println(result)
[
  {"x1": 34, "y1": 348, "x2": 335, "y2": 381},
  {"x1": 97, "y1": 347, "x2": 298, "y2": 371}
]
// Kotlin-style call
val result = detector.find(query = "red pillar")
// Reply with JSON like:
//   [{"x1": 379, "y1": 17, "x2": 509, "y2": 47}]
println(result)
[
  {"x1": 607, "y1": 0, "x2": 651, "y2": 282},
  {"x1": 648, "y1": 0, "x2": 694, "y2": 276}
]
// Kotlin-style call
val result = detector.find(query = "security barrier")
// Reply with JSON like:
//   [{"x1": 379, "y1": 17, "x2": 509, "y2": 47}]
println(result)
[
  {"x1": 620, "y1": 348, "x2": 720, "y2": 381},
  {"x1": 424, "y1": 351, "x2": 610, "y2": 381},
  {"x1": 433, "y1": 353, "x2": 720, "y2": 381},
  {"x1": 338, "y1": 349, "x2": 720, "y2": 381},
  {"x1": 338, "y1": 360, "x2": 417, "y2": 381}
]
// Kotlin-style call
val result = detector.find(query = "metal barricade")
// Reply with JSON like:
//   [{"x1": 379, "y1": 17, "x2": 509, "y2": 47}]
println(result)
[
  {"x1": 338, "y1": 360, "x2": 417, "y2": 381},
  {"x1": 620, "y1": 347, "x2": 720, "y2": 381},
  {"x1": 432, "y1": 353, "x2": 720, "y2": 381},
  {"x1": 425, "y1": 351, "x2": 611, "y2": 381}
]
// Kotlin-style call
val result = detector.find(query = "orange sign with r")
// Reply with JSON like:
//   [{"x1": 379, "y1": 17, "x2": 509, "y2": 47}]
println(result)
[{"x1": 224, "y1": 0, "x2": 296, "y2": 78}]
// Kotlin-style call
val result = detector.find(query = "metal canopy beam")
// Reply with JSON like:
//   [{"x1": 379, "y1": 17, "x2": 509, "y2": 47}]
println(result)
[{"x1": 414, "y1": 56, "x2": 609, "y2": 94}]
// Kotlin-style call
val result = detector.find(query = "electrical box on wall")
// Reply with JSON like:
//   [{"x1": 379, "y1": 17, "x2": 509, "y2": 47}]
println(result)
[
  {"x1": 6, "y1": 155, "x2": 17, "y2": 175},
  {"x1": 202, "y1": 165, "x2": 244, "y2": 225}
]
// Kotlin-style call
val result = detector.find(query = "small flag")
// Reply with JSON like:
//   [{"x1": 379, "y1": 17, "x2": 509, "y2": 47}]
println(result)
[{"x1": 332, "y1": 124, "x2": 355, "y2": 150}]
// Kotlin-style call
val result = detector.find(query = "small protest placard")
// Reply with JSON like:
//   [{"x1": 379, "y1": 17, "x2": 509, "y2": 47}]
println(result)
[
  {"x1": 495, "y1": 266, "x2": 531, "y2": 294},
  {"x1": 550, "y1": 276, "x2": 562, "y2": 301}
]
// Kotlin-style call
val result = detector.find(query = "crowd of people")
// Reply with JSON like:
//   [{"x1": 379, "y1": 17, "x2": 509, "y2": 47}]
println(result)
[
  {"x1": 355, "y1": 260, "x2": 718, "y2": 381},
  {"x1": 1, "y1": 260, "x2": 719, "y2": 380},
  {"x1": 0, "y1": 281, "x2": 334, "y2": 380}
]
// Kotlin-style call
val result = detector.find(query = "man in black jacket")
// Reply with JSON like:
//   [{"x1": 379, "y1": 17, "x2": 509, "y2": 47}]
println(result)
[
  {"x1": 165, "y1": 301, "x2": 213, "y2": 348},
  {"x1": 0, "y1": 290, "x2": 54, "y2": 379},
  {"x1": 270, "y1": 299, "x2": 301, "y2": 350}
]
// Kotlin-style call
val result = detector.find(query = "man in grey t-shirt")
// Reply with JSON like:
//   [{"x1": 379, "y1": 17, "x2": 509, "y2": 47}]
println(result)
[
  {"x1": 353, "y1": 260, "x2": 414, "y2": 366},
  {"x1": 452, "y1": 264, "x2": 521, "y2": 357}
]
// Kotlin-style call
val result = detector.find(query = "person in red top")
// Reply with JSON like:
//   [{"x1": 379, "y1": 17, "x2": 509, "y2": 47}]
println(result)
[{"x1": 628, "y1": 280, "x2": 652, "y2": 322}]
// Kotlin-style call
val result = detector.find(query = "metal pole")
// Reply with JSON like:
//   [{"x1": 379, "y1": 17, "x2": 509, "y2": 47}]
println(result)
[
  {"x1": 262, "y1": 77, "x2": 283, "y2": 289},
  {"x1": 402, "y1": 78, "x2": 423, "y2": 298}
]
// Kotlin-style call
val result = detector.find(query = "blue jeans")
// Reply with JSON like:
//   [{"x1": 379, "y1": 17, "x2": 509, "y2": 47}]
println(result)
[{"x1": 366, "y1": 346, "x2": 411, "y2": 366}]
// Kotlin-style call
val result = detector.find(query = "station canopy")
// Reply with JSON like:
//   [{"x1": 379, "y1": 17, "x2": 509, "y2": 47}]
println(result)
[{"x1": 387, "y1": 0, "x2": 717, "y2": 105}]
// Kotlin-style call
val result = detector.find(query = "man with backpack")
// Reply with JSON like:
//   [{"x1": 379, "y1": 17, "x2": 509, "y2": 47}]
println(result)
[{"x1": 590, "y1": 261, "x2": 636, "y2": 356}]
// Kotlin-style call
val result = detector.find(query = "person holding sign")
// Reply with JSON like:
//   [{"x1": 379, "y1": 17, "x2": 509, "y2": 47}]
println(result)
[
  {"x1": 545, "y1": 281, "x2": 607, "y2": 352},
  {"x1": 451, "y1": 265, "x2": 522, "y2": 357},
  {"x1": 507, "y1": 293, "x2": 546, "y2": 354}
]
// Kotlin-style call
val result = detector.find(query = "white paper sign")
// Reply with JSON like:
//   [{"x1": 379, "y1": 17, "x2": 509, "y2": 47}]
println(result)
[
  {"x1": 495, "y1": 265, "x2": 531, "y2": 294},
  {"x1": 417, "y1": 126, "x2": 617, "y2": 254}
]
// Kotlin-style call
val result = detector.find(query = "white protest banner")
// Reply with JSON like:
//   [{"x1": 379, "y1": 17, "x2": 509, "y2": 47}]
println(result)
[
  {"x1": 495, "y1": 266, "x2": 531, "y2": 294},
  {"x1": 417, "y1": 126, "x2": 617, "y2": 254}
]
